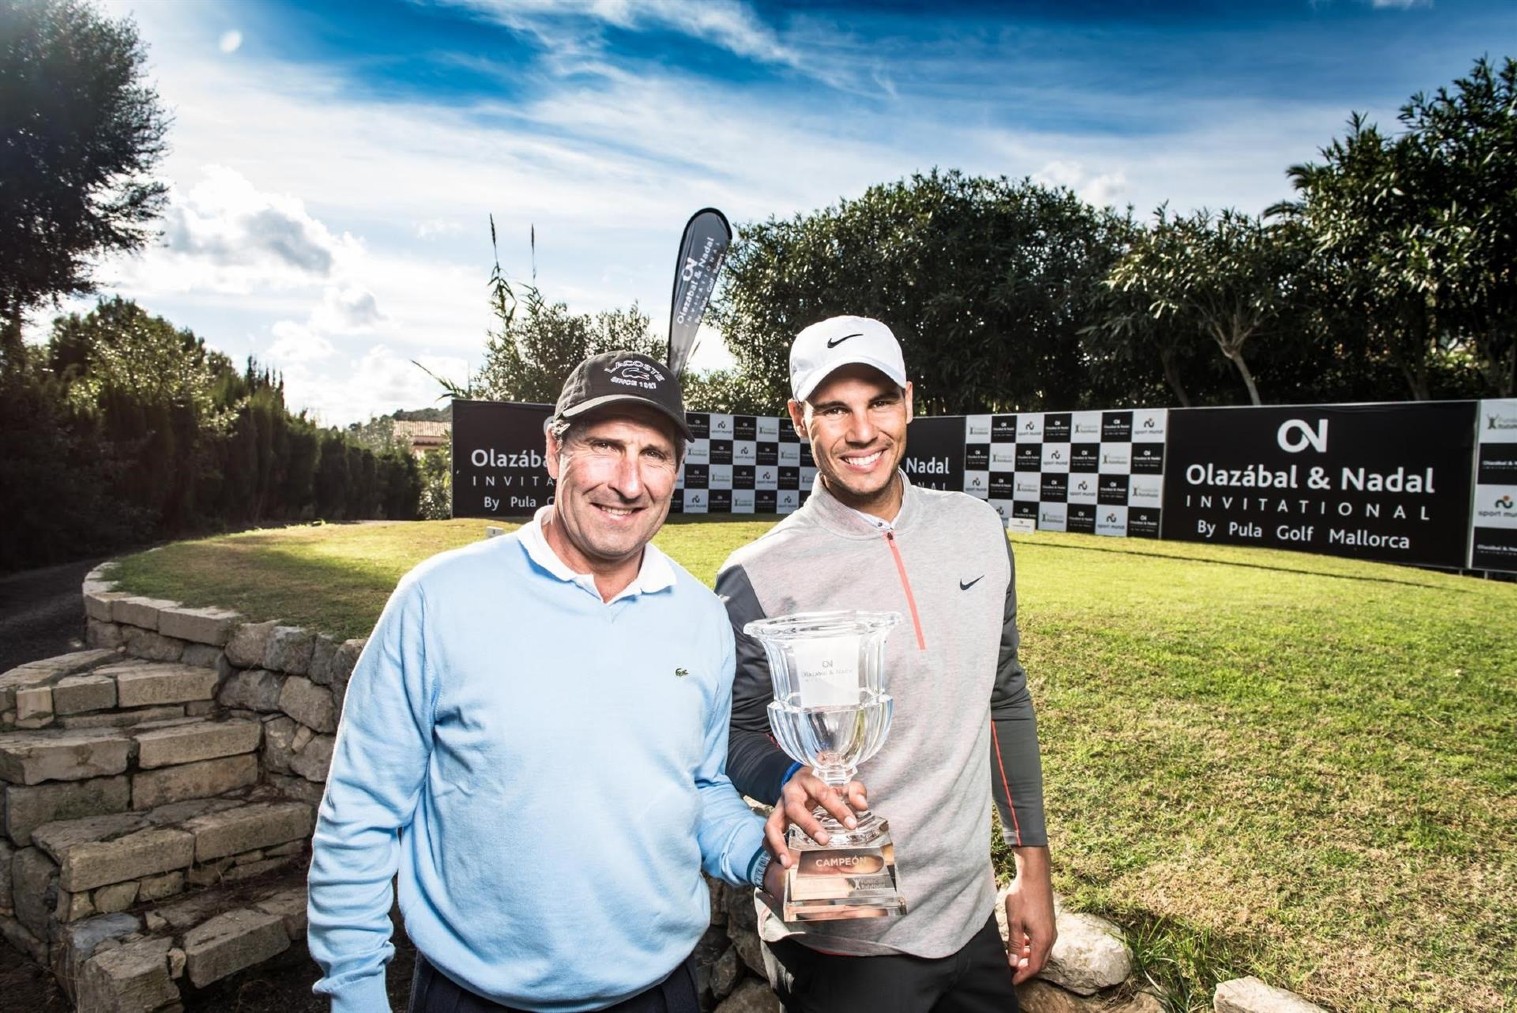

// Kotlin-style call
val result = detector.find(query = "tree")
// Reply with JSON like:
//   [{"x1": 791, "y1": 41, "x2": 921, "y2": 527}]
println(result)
[
  {"x1": 1276, "y1": 56, "x2": 1517, "y2": 399},
  {"x1": 1104, "y1": 207, "x2": 1300, "y2": 406},
  {"x1": 1403, "y1": 57, "x2": 1517, "y2": 396},
  {"x1": 475, "y1": 287, "x2": 662, "y2": 404},
  {"x1": 47, "y1": 297, "x2": 231, "y2": 528},
  {"x1": 680, "y1": 368, "x2": 776, "y2": 415},
  {"x1": 714, "y1": 170, "x2": 1128, "y2": 415},
  {"x1": 0, "y1": 0, "x2": 170, "y2": 358},
  {"x1": 439, "y1": 221, "x2": 664, "y2": 405}
]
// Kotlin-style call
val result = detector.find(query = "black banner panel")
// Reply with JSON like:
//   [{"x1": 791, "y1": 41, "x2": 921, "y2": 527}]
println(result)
[
  {"x1": 900, "y1": 416, "x2": 967, "y2": 492},
  {"x1": 1162, "y1": 403, "x2": 1476, "y2": 568},
  {"x1": 449, "y1": 397, "x2": 1502, "y2": 574},
  {"x1": 451, "y1": 400, "x2": 554, "y2": 518}
]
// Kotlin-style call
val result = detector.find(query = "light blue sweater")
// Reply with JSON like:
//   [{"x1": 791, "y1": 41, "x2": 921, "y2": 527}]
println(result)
[{"x1": 307, "y1": 519, "x2": 767, "y2": 1012}]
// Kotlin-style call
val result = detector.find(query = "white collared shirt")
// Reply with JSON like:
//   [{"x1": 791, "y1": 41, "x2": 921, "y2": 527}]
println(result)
[{"x1": 518, "y1": 505, "x2": 677, "y2": 603}]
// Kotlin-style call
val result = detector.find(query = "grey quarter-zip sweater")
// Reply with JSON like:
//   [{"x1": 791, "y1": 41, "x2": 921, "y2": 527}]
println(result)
[{"x1": 716, "y1": 472, "x2": 1048, "y2": 958}]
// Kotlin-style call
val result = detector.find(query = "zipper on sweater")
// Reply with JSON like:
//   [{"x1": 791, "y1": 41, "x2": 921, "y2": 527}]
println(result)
[{"x1": 883, "y1": 530, "x2": 926, "y2": 650}]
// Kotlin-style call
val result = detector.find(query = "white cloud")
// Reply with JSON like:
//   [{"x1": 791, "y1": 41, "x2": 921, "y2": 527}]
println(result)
[
  {"x1": 311, "y1": 286, "x2": 384, "y2": 333},
  {"x1": 438, "y1": 0, "x2": 802, "y2": 70},
  {"x1": 1032, "y1": 160, "x2": 1132, "y2": 209},
  {"x1": 282, "y1": 345, "x2": 470, "y2": 425},
  {"x1": 138, "y1": 166, "x2": 359, "y2": 294},
  {"x1": 268, "y1": 321, "x2": 336, "y2": 364},
  {"x1": 218, "y1": 30, "x2": 242, "y2": 53}
]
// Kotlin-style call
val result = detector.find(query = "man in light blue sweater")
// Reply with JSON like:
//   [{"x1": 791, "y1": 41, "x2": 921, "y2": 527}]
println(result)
[{"x1": 308, "y1": 352, "x2": 779, "y2": 1013}]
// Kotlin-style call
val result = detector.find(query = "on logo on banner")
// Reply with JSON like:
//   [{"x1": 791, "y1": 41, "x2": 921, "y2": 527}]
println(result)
[{"x1": 1278, "y1": 419, "x2": 1328, "y2": 454}]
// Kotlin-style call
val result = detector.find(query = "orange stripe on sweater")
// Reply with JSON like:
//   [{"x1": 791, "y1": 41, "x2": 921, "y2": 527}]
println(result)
[
  {"x1": 990, "y1": 720, "x2": 1022, "y2": 845},
  {"x1": 884, "y1": 531, "x2": 926, "y2": 650}
]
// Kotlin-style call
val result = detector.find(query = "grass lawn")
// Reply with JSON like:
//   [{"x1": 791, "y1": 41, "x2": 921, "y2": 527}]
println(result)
[{"x1": 108, "y1": 518, "x2": 1517, "y2": 1012}]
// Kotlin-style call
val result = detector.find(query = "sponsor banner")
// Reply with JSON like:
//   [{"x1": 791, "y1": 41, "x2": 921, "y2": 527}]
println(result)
[
  {"x1": 1129, "y1": 474, "x2": 1165, "y2": 508},
  {"x1": 1041, "y1": 442, "x2": 1071, "y2": 473},
  {"x1": 1132, "y1": 409, "x2": 1167, "y2": 442},
  {"x1": 1070, "y1": 444, "x2": 1100, "y2": 473},
  {"x1": 1095, "y1": 505, "x2": 1128, "y2": 537},
  {"x1": 1470, "y1": 486, "x2": 1517, "y2": 531},
  {"x1": 1162, "y1": 403, "x2": 1476, "y2": 568},
  {"x1": 1471, "y1": 399, "x2": 1517, "y2": 570},
  {"x1": 1067, "y1": 474, "x2": 1099, "y2": 505},
  {"x1": 1071, "y1": 411, "x2": 1102, "y2": 442},
  {"x1": 1129, "y1": 508, "x2": 1162, "y2": 539},
  {"x1": 1037, "y1": 502, "x2": 1068, "y2": 532},
  {"x1": 451, "y1": 400, "x2": 554, "y2": 518},
  {"x1": 666, "y1": 208, "x2": 731, "y2": 376}
]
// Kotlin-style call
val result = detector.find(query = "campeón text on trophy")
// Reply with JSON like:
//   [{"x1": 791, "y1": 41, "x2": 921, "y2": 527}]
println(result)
[{"x1": 742, "y1": 610, "x2": 907, "y2": 921}]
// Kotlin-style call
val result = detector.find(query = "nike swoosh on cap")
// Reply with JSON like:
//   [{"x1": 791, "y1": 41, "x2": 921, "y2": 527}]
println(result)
[
  {"x1": 826, "y1": 332, "x2": 863, "y2": 348},
  {"x1": 959, "y1": 575, "x2": 984, "y2": 590}
]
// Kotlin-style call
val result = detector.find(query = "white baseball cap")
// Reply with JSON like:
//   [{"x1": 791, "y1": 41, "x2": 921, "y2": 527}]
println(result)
[{"x1": 789, "y1": 315, "x2": 908, "y2": 402}]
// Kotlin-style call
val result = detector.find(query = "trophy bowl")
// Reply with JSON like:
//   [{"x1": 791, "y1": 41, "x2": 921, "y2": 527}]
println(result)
[{"x1": 743, "y1": 610, "x2": 908, "y2": 920}]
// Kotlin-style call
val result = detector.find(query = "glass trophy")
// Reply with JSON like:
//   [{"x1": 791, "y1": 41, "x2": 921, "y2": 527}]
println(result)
[{"x1": 742, "y1": 610, "x2": 907, "y2": 921}]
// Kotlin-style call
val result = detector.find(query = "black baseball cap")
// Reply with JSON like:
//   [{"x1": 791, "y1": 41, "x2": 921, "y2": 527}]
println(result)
[{"x1": 553, "y1": 351, "x2": 692, "y2": 441}]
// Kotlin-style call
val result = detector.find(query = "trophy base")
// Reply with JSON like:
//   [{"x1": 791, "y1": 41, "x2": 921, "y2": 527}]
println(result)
[{"x1": 782, "y1": 815, "x2": 907, "y2": 922}]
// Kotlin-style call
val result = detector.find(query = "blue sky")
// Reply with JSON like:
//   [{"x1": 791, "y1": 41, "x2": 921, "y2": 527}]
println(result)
[{"x1": 66, "y1": 0, "x2": 1515, "y2": 424}]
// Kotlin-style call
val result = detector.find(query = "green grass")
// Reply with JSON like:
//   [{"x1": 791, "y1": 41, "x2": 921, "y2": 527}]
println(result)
[{"x1": 108, "y1": 520, "x2": 1517, "y2": 1012}]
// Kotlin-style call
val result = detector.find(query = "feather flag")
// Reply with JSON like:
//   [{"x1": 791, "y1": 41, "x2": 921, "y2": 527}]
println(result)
[{"x1": 666, "y1": 208, "x2": 732, "y2": 377}]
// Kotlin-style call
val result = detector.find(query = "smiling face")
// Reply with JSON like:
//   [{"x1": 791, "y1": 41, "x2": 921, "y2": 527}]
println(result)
[
  {"x1": 543, "y1": 405, "x2": 681, "y2": 598},
  {"x1": 789, "y1": 364, "x2": 913, "y2": 520}
]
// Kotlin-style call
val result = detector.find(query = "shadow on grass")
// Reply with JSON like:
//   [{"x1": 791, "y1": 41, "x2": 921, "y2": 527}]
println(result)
[{"x1": 1025, "y1": 538, "x2": 1462, "y2": 591}]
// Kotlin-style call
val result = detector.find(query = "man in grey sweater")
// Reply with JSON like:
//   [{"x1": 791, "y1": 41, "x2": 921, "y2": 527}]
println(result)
[{"x1": 716, "y1": 316, "x2": 1055, "y2": 1012}]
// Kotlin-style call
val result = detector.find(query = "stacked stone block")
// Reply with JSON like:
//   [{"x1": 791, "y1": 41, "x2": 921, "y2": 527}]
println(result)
[{"x1": 0, "y1": 564, "x2": 363, "y2": 1010}]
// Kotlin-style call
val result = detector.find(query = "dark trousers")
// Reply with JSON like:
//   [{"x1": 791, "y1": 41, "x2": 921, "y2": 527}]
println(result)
[
  {"x1": 761, "y1": 915, "x2": 1020, "y2": 1013},
  {"x1": 408, "y1": 951, "x2": 700, "y2": 1013}
]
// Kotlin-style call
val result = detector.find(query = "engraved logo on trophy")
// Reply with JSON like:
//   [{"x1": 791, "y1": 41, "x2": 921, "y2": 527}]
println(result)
[{"x1": 743, "y1": 610, "x2": 907, "y2": 921}]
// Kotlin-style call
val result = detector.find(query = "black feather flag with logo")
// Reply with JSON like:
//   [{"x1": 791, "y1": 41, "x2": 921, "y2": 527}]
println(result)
[{"x1": 666, "y1": 208, "x2": 731, "y2": 377}]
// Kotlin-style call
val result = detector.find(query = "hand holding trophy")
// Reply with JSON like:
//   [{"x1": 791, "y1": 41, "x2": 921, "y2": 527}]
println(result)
[{"x1": 743, "y1": 610, "x2": 907, "y2": 921}]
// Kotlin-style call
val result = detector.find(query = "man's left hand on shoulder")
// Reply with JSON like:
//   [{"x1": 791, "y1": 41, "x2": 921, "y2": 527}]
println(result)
[{"x1": 1004, "y1": 846, "x2": 1056, "y2": 984}]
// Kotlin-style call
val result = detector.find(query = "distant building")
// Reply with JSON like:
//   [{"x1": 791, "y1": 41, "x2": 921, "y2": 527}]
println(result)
[{"x1": 393, "y1": 420, "x2": 450, "y2": 457}]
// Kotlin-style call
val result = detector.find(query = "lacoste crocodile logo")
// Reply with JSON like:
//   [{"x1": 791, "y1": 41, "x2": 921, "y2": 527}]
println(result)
[
  {"x1": 826, "y1": 332, "x2": 862, "y2": 348},
  {"x1": 959, "y1": 575, "x2": 984, "y2": 590},
  {"x1": 675, "y1": 667, "x2": 689, "y2": 678}
]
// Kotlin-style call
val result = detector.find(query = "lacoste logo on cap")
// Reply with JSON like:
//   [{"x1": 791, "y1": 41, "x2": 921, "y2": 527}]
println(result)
[
  {"x1": 959, "y1": 575, "x2": 984, "y2": 590},
  {"x1": 826, "y1": 332, "x2": 863, "y2": 348},
  {"x1": 607, "y1": 359, "x2": 664, "y2": 383},
  {"x1": 675, "y1": 667, "x2": 689, "y2": 678}
]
